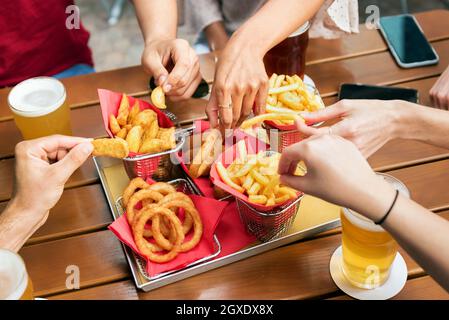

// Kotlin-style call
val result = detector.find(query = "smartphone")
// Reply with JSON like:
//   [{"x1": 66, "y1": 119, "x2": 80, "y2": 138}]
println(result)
[
  {"x1": 379, "y1": 14, "x2": 439, "y2": 68},
  {"x1": 339, "y1": 83, "x2": 419, "y2": 103}
]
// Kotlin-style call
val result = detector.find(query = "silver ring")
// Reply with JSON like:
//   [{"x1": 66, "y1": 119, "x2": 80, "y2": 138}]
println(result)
[{"x1": 218, "y1": 103, "x2": 232, "y2": 110}]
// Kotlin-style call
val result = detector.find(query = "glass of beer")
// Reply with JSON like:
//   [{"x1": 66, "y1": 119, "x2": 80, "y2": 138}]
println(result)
[
  {"x1": 263, "y1": 21, "x2": 310, "y2": 79},
  {"x1": 0, "y1": 249, "x2": 34, "y2": 300},
  {"x1": 340, "y1": 174, "x2": 410, "y2": 289},
  {"x1": 8, "y1": 77, "x2": 72, "y2": 140}
]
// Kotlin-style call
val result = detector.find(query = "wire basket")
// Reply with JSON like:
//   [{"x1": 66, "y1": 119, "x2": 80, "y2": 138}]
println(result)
[
  {"x1": 236, "y1": 194, "x2": 303, "y2": 242},
  {"x1": 122, "y1": 132, "x2": 187, "y2": 181},
  {"x1": 264, "y1": 124, "x2": 307, "y2": 152},
  {"x1": 263, "y1": 84, "x2": 324, "y2": 152},
  {"x1": 114, "y1": 178, "x2": 222, "y2": 282}
]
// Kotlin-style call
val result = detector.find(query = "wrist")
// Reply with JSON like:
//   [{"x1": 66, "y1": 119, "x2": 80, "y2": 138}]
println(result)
[
  {"x1": 390, "y1": 100, "x2": 418, "y2": 140},
  {"x1": 0, "y1": 199, "x2": 48, "y2": 251},
  {"x1": 8, "y1": 196, "x2": 48, "y2": 226},
  {"x1": 349, "y1": 174, "x2": 397, "y2": 222},
  {"x1": 227, "y1": 30, "x2": 267, "y2": 60},
  {"x1": 144, "y1": 35, "x2": 174, "y2": 47}
]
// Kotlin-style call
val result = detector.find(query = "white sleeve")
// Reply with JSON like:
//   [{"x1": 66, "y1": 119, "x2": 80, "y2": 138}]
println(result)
[{"x1": 309, "y1": 0, "x2": 359, "y2": 39}]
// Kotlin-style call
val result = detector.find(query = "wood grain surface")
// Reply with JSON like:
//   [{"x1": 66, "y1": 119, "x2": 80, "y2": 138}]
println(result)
[{"x1": 1, "y1": 10, "x2": 448, "y2": 300}]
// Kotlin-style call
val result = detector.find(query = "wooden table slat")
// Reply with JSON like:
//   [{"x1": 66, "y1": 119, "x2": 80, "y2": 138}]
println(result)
[
  {"x1": 22, "y1": 191, "x2": 449, "y2": 299},
  {"x1": 1, "y1": 10, "x2": 449, "y2": 122},
  {"x1": 20, "y1": 230, "x2": 129, "y2": 297},
  {"x1": 329, "y1": 275, "x2": 449, "y2": 300}
]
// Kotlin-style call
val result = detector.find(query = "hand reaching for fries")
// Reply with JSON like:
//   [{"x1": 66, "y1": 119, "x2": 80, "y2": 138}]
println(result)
[
  {"x1": 206, "y1": 48, "x2": 269, "y2": 131},
  {"x1": 278, "y1": 134, "x2": 395, "y2": 221},
  {"x1": 215, "y1": 140, "x2": 301, "y2": 207},
  {"x1": 142, "y1": 39, "x2": 202, "y2": 101}
]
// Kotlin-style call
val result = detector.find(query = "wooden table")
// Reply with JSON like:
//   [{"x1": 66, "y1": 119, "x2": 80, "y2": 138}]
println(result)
[{"x1": 1, "y1": 9, "x2": 449, "y2": 300}]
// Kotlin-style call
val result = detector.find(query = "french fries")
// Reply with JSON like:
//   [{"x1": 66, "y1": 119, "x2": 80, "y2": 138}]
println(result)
[
  {"x1": 104, "y1": 94, "x2": 176, "y2": 157},
  {"x1": 215, "y1": 143, "x2": 300, "y2": 206},
  {"x1": 240, "y1": 113, "x2": 304, "y2": 129},
  {"x1": 263, "y1": 73, "x2": 324, "y2": 125}
]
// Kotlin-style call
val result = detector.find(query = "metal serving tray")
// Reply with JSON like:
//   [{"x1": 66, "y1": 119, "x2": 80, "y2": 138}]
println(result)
[{"x1": 94, "y1": 156, "x2": 341, "y2": 292}]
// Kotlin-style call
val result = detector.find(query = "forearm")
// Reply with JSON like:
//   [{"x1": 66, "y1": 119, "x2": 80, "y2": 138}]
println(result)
[
  {"x1": 133, "y1": 0, "x2": 177, "y2": 44},
  {"x1": 0, "y1": 199, "x2": 47, "y2": 252},
  {"x1": 205, "y1": 21, "x2": 229, "y2": 51},
  {"x1": 383, "y1": 196, "x2": 449, "y2": 291},
  {"x1": 227, "y1": 0, "x2": 324, "y2": 58},
  {"x1": 396, "y1": 101, "x2": 449, "y2": 149}
]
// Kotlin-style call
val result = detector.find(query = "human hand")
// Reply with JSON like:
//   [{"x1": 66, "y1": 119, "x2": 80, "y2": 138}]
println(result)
[
  {"x1": 430, "y1": 65, "x2": 449, "y2": 109},
  {"x1": 206, "y1": 44, "x2": 269, "y2": 131},
  {"x1": 278, "y1": 135, "x2": 396, "y2": 222},
  {"x1": 295, "y1": 99, "x2": 405, "y2": 157},
  {"x1": 13, "y1": 135, "x2": 93, "y2": 222},
  {"x1": 142, "y1": 38, "x2": 202, "y2": 101}
]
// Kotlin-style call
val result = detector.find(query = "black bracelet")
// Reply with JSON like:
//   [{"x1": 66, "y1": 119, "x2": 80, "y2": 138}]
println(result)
[{"x1": 375, "y1": 189, "x2": 399, "y2": 225}]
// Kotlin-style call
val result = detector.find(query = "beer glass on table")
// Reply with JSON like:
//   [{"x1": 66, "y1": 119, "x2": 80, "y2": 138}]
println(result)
[
  {"x1": 8, "y1": 77, "x2": 72, "y2": 140},
  {"x1": 340, "y1": 174, "x2": 410, "y2": 289},
  {"x1": 263, "y1": 21, "x2": 310, "y2": 79},
  {"x1": 0, "y1": 249, "x2": 34, "y2": 300}
]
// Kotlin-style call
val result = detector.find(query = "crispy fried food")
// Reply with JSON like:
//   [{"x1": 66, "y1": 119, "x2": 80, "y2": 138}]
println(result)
[
  {"x1": 116, "y1": 127, "x2": 128, "y2": 139},
  {"x1": 240, "y1": 113, "x2": 303, "y2": 129},
  {"x1": 126, "y1": 189, "x2": 164, "y2": 225},
  {"x1": 109, "y1": 114, "x2": 121, "y2": 135},
  {"x1": 216, "y1": 162, "x2": 244, "y2": 193},
  {"x1": 133, "y1": 207, "x2": 184, "y2": 263},
  {"x1": 148, "y1": 182, "x2": 177, "y2": 195},
  {"x1": 144, "y1": 119, "x2": 159, "y2": 141},
  {"x1": 139, "y1": 138, "x2": 165, "y2": 153},
  {"x1": 264, "y1": 74, "x2": 324, "y2": 118},
  {"x1": 158, "y1": 127, "x2": 176, "y2": 150},
  {"x1": 128, "y1": 101, "x2": 140, "y2": 125},
  {"x1": 117, "y1": 94, "x2": 130, "y2": 126},
  {"x1": 107, "y1": 96, "x2": 177, "y2": 157},
  {"x1": 122, "y1": 177, "x2": 149, "y2": 206},
  {"x1": 214, "y1": 143, "x2": 300, "y2": 206},
  {"x1": 122, "y1": 180, "x2": 204, "y2": 263},
  {"x1": 132, "y1": 109, "x2": 156, "y2": 128},
  {"x1": 189, "y1": 129, "x2": 221, "y2": 179},
  {"x1": 92, "y1": 138, "x2": 129, "y2": 158},
  {"x1": 151, "y1": 86, "x2": 167, "y2": 109},
  {"x1": 126, "y1": 125, "x2": 144, "y2": 153},
  {"x1": 153, "y1": 200, "x2": 202, "y2": 252}
]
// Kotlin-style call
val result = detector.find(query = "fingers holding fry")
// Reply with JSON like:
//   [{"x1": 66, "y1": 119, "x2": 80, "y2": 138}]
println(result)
[{"x1": 92, "y1": 138, "x2": 129, "y2": 158}]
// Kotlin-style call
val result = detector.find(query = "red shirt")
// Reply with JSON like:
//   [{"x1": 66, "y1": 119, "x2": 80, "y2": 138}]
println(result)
[{"x1": 0, "y1": 0, "x2": 93, "y2": 87}]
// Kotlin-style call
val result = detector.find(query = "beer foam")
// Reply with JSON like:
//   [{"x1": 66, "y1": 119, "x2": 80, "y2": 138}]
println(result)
[
  {"x1": 289, "y1": 21, "x2": 310, "y2": 38},
  {"x1": 342, "y1": 173, "x2": 410, "y2": 232},
  {"x1": 0, "y1": 250, "x2": 27, "y2": 300},
  {"x1": 8, "y1": 77, "x2": 66, "y2": 117}
]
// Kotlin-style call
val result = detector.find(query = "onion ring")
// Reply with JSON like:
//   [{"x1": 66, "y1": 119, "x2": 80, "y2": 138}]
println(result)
[
  {"x1": 140, "y1": 203, "x2": 175, "y2": 240},
  {"x1": 133, "y1": 207, "x2": 184, "y2": 263},
  {"x1": 154, "y1": 200, "x2": 203, "y2": 252},
  {"x1": 122, "y1": 177, "x2": 149, "y2": 206},
  {"x1": 158, "y1": 192, "x2": 194, "y2": 234},
  {"x1": 149, "y1": 182, "x2": 176, "y2": 195},
  {"x1": 126, "y1": 189, "x2": 164, "y2": 225}
]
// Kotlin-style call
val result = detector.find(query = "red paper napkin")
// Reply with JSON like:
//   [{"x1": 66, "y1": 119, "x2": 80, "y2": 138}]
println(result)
[
  {"x1": 178, "y1": 120, "x2": 269, "y2": 197},
  {"x1": 215, "y1": 201, "x2": 257, "y2": 257},
  {"x1": 109, "y1": 194, "x2": 229, "y2": 277},
  {"x1": 97, "y1": 89, "x2": 174, "y2": 156},
  {"x1": 264, "y1": 120, "x2": 297, "y2": 131}
]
